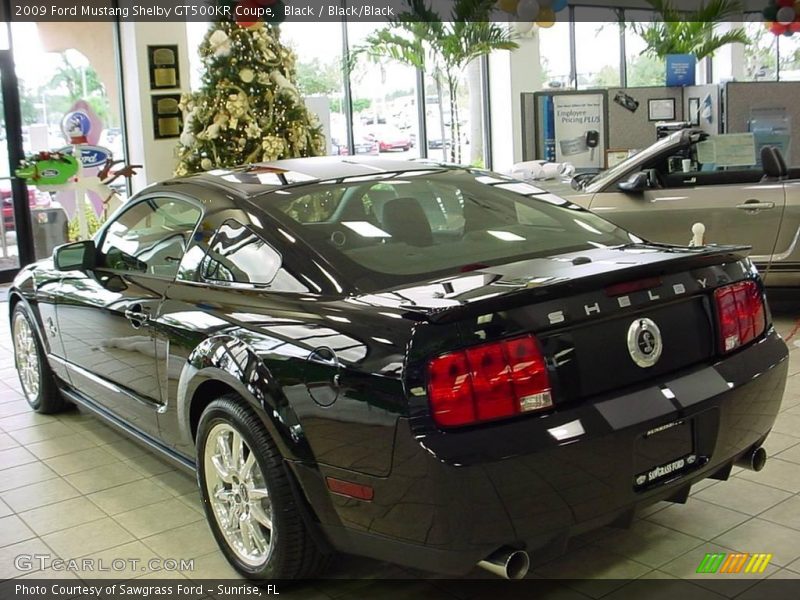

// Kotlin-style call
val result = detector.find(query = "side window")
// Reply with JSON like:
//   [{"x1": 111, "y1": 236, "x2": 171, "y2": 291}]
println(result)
[
  {"x1": 201, "y1": 220, "x2": 282, "y2": 285},
  {"x1": 100, "y1": 197, "x2": 201, "y2": 278}
]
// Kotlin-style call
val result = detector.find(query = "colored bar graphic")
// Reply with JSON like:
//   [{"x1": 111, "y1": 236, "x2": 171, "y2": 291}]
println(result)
[
  {"x1": 696, "y1": 553, "x2": 726, "y2": 573},
  {"x1": 696, "y1": 553, "x2": 772, "y2": 574}
]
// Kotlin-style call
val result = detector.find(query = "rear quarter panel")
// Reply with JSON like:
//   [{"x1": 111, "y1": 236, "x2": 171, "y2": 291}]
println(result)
[{"x1": 155, "y1": 283, "x2": 412, "y2": 477}]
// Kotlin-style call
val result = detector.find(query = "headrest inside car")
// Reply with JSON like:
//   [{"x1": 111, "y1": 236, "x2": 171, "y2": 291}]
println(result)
[
  {"x1": 761, "y1": 146, "x2": 787, "y2": 179},
  {"x1": 381, "y1": 197, "x2": 433, "y2": 247}
]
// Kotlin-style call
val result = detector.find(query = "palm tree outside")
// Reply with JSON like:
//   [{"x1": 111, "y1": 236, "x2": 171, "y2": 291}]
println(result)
[
  {"x1": 629, "y1": 0, "x2": 750, "y2": 62},
  {"x1": 350, "y1": 0, "x2": 518, "y2": 164}
]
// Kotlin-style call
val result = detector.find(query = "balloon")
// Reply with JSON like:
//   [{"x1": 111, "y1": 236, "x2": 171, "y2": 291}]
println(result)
[
  {"x1": 785, "y1": 29, "x2": 795, "y2": 36},
  {"x1": 770, "y1": 21, "x2": 789, "y2": 35},
  {"x1": 795, "y1": 0, "x2": 800, "y2": 13},
  {"x1": 536, "y1": 7, "x2": 556, "y2": 27},
  {"x1": 538, "y1": 0, "x2": 553, "y2": 6},
  {"x1": 777, "y1": 5, "x2": 796, "y2": 23},
  {"x1": 778, "y1": 0, "x2": 794, "y2": 7},
  {"x1": 512, "y1": 21, "x2": 535, "y2": 34},
  {"x1": 552, "y1": 0, "x2": 568, "y2": 11},
  {"x1": 517, "y1": 0, "x2": 540, "y2": 21},
  {"x1": 791, "y1": 20, "x2": 800, "y2": 31},
  {"x1": 496, "y1": 0, "x2": 520, "y2": 14}
]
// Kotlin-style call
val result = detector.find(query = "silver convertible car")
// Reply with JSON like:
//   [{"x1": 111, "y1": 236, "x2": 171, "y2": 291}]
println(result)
[{"x1": 569, "y1": 129, "x2": 800, "y2": 288}]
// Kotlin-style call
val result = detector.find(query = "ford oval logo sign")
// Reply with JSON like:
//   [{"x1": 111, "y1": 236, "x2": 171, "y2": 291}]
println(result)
[
  {"x1": 75, "y1": 146, "x2": 112, "y2": 168},
  {"x1": 57, "y1": 145, "x2": 113, "y2": 169}
]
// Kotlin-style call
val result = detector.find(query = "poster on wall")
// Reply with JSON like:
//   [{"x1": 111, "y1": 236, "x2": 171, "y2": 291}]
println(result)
[
  {"x1": 666, "y1": 54, "x2": 697, "y2": 87},
  {"x1": 553, "y1": 93, "x2": 605, "y2": 169}
]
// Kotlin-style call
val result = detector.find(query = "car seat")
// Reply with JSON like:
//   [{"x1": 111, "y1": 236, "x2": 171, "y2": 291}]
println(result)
[
  {"x1": 761, "y1": 146, "x2": 787, "y2": 181},
  {"x1": 381, "y1": 197, "x2": 433, "y2": 247}
]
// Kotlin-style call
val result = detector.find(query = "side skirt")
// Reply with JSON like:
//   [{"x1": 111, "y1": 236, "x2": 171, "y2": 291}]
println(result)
[{"x1": 60, "y1": 386, "x2": 196, "y2": 474}]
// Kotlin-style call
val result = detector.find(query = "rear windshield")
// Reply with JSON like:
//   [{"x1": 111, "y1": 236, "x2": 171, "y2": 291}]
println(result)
[{"x1": 260, "y1": 169, "x2": 634, "y2": 288}]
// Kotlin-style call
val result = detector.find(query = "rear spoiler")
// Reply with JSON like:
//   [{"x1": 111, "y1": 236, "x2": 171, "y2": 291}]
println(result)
[{"x1": 404, "y1": 244, "x2": 752, "y2": 325}]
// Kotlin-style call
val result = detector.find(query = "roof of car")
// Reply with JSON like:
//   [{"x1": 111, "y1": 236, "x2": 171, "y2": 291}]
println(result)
[{"x1": 166, "y1": 156, "x2": 452, "y2": 198}]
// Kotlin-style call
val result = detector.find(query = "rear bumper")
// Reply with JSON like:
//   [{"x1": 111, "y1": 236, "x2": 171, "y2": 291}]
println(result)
[{"x1": 300, "y1": 329, "x2": 789, "y2": 575}]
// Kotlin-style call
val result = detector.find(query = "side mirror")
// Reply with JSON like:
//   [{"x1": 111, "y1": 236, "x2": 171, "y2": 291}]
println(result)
[
  {"x1": 53, "y1": 240, "x2": 96, "y2": 271},
  {"x1": 618, "y1": 171, "x2": 651, "y2": 193}
]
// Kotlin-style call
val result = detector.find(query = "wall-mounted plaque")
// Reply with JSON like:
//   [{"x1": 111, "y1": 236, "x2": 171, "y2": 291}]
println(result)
[
  {"x1": 151, "y1": 94, "x2": 182, "y2": 139},
  {"x1": 148, "y1": 45, "x2": 180, "y2": 89}
]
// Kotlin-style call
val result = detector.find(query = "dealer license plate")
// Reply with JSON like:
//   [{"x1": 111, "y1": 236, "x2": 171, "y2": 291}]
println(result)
[{"x1": 633, "y1": 419, "x2": 695, "y2": 489}]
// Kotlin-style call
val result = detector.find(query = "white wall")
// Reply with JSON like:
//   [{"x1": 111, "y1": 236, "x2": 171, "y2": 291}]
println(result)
[
  {"x1": 119, "y1": 22, "x2": 191, "y2": 192},
  {"x1": 489, "y1": 29, "x2": 542, "y2": 172}
]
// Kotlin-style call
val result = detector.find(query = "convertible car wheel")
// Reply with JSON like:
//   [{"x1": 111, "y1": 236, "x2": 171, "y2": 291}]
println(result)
[
  {"x1": 11, "y1": 304, "x2": 66, "y2": 414},
  {"x1": 196, "y1": 395, "x2": 329, "y2": 579}
]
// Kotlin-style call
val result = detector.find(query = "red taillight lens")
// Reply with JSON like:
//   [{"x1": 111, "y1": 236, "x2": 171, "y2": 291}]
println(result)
[
  {"x1": 713, "y1": 280, "x2": 766, "y2": 354},
  {"x1": 427, "y1": 352, "x2": 475, "y2": 427},
  {"x1": 466, "y1": 343, "x2": 515, "y2": 421},
  {"x1": 427, "y1": 335, "x2": 552, "y2": 428},
  {"x1": 503, "y1": 336, "x2": 552, "y2": 413}
]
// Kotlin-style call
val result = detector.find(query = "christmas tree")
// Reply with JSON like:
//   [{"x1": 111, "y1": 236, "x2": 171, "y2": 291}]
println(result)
[{"x1": 175, "y1": 20, "x2": 326, "y2": 176}]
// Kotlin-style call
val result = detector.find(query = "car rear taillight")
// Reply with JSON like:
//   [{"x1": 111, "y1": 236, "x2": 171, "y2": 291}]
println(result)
[
  {"x1": 713, "y1": 280, "x2": 766, "y2": 354},
  {"x1": 427, "y1": 335, "x2": 552, "y2": 427}
]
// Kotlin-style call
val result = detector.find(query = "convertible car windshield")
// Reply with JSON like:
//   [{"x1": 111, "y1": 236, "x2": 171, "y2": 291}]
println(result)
[{"x1": 262, "y1": 170, "x2": 632, "y2": 285}]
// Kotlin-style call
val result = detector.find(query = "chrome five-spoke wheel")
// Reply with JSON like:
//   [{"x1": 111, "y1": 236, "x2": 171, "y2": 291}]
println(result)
[
  {"x1": 13, "y1": 311, "x2": 41, "y2": 403},
  {"x1": 203, "y1": 422, "x2": 274, "y2": 567}
]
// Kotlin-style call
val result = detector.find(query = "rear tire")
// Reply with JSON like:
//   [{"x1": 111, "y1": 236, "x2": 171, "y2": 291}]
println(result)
[
  {"x1": 196, "y1": 394, "x2": 330, "y2": 579},
  {"x1": 11, "y1": 304, "x2": 66, "y2": 414}
]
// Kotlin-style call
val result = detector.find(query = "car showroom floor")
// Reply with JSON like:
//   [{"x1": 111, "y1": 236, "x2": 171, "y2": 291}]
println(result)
[{"x1": 2, "y1": 294, "x2": 800, "y2": 599}]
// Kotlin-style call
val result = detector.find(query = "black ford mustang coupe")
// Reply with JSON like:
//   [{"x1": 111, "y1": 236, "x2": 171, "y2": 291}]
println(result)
[{"x1": 10, "y1": 158, "x2": 788, "y2": 580}]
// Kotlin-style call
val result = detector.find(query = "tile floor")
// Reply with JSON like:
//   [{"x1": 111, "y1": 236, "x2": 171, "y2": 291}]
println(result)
[{"x1": 1, "y1": 299, "x2": 800, "y2": 599}]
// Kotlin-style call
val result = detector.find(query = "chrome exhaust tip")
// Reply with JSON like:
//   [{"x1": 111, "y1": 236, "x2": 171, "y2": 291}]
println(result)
[
  {"x1": 477, "y1": 548, "x2": 530, "y2": 580},
  {"x1": 735, "y1": 446, "x2": 767, "y2": 472}
]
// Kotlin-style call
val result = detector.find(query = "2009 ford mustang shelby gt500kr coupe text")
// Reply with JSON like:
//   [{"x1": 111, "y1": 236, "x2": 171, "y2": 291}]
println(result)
[{"x1": 10, "y1": 158, "x2": 787, "y2": 579}]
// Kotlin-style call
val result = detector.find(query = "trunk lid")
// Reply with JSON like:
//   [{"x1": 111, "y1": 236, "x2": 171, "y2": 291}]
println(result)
[{"x1": 390, "y1": 243, "x2": 755, "y2": 406}]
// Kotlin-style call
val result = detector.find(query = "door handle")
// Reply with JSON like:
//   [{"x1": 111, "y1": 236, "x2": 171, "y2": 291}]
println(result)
[
  {"x1": 736, "y1": 199, "x2": 775, "y2": 212},
  {"x1": 124, "y1": 304, "x2": 150, "y2": 329}
]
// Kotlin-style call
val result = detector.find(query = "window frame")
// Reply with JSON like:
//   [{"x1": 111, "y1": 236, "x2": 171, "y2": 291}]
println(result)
[
  {"x1": 93, "y1": 192, "x2": 204, "y2": 281},
  {"x1": 199, "y1": 218, "x2": 285, "y2": 289}
]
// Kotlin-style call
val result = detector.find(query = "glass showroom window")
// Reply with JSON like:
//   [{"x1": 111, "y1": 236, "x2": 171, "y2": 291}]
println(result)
[
  {"x1": 424, "y1": 62, "x2": 487, "y2": 167},
  {"x1": 538, "y1": 19, "x2": 572, "y2": 89},
  {"x1": 778, "y1": 32, "x2": 800, "y2": 80},
  {"x1": 742, "y1": 14, "x2": 778, "y2": 81},
  {"x1": 574, "y1": 8, "x2": 622, "y2": 89},
  {"x1": 346, "y1": 22, "x2": 420, "y2": 160},
  {"x1": 11, "y1": 22, "x2": 126, "y2": 257},
  {"x1": 623, "y1": 10, "x2": 667, "y2": 87},
  {"x1": 186, "y1": 21, "x2": 211, "y2": 90},
  {"x1": 279, "y1": 22, "x2": 346, "y2": 156}
]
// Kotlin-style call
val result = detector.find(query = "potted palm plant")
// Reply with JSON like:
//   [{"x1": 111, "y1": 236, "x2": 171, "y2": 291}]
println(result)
[
  {"x1": 350, "y1": 0, "x2": 518, "y2": 164},
  {"x1": 629, "y1": 0, "x2": 749, "y2": 85}
]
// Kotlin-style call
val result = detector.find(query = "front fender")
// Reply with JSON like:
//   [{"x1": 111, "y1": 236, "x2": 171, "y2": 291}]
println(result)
[{"x1": 177, "y1": 334, "x2": 314, "y2": 463}]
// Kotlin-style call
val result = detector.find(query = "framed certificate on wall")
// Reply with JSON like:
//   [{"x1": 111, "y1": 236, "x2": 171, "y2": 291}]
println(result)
[
  {"x1": 151, "y1": 94, "x2": 182, "y2": 139},
  {"x1": 648, "y1": 98, "x2": 676, "y2": 122},
  {"x1": 148, "y1": 45, "x2": 180, "y2": 89}
]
